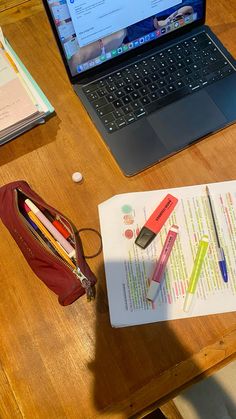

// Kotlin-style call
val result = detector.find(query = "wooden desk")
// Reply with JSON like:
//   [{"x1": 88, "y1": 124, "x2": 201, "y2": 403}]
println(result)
[{"x1": 1, "y1": 1, "x2": 236, "y2": 418}]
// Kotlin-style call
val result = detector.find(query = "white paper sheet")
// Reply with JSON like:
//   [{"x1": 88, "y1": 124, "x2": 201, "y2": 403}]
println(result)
[{"x1": 98, "y1": 181, "x2": 236, "y2": 327}]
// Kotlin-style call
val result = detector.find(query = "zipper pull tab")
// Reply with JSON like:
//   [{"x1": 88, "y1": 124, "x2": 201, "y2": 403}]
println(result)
[{"x1": 73, "y1": 268, "x2": 95, "y2": 302}]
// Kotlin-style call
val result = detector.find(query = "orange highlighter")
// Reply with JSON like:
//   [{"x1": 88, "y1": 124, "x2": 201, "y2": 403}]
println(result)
[{"x1": 135, "y1": 194, "x2": 178, "y2": 249}]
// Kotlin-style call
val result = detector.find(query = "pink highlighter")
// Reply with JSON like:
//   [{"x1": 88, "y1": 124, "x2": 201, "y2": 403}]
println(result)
[{"x1": 147, "y1": 225, "x2": 179, "y2": 302}]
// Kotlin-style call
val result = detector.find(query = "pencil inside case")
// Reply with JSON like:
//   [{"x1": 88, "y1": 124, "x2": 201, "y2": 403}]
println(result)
[
  {"x1": 16, "y1": 189, "x2": 74, "y2": 261},
  {"x1": 0, "y1": 180, "x2": 98, "y2": 305}
]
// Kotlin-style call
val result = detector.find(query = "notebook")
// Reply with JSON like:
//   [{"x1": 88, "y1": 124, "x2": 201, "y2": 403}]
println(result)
[
  {"x1": 0, "y1": 28, "x2": 54, "y2": 146},
  {"x1": 43, "y1": 0, "x2": 236, "y2": 176}
]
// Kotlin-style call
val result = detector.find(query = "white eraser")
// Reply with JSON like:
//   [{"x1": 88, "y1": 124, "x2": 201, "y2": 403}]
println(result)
[
  {"x1": 72, "y1": 172, "x2": 83, "y2": 183},
  {"x1": 147, "y1": 281, "x2": 160, "y2": 301}
]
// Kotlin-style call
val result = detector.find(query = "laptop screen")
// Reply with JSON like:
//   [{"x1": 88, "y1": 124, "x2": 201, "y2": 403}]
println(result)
[{"x1": 45, "y1": 0, "x2": 205, "y2": 78}]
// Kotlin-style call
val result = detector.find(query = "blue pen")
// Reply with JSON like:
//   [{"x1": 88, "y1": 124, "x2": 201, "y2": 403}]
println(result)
[{"x1": 206, "y1": 186, "x2": 228, "y2": 283}]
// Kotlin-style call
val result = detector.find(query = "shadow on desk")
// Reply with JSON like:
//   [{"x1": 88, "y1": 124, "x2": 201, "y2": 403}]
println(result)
[
  {"x1": 0, "y1": 115, "x2": 59, "y2": 166},
  {"x1": 91, "y1": 261, "x2": 236, "y2": 419}
]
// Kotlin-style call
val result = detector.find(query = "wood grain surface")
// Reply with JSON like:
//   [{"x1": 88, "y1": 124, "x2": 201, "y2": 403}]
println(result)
[
  {"x1": 0, "y1": 1, "x2": 236, "y2": 418},
  {"x1": 0, "y1": 0, "x2": 42, "y2": 25},
  {"x1": 0, "y1": 0, "x2": 29, "y2": 13}
]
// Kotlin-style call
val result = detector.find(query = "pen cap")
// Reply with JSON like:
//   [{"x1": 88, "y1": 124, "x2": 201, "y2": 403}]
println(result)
[
  {"x1": 183, "y1": 292, "x2": 194, "y2": 312},
  {"x1": 53, "y1": 219, "x2": 71, "y2": 239},
  {"x1": 135, "y1": 227, "x2": 155, "y2": 249},
  {"x1": 147, "y1": 281, "x2": 160, "y2": 301}
]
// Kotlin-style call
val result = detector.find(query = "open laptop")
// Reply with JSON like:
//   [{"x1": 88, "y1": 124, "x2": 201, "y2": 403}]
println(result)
[{"x1": 43, "y1": 0, "x2": 236, "y2": 176}]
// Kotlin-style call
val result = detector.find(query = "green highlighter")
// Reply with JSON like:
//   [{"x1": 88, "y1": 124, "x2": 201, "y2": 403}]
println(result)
[{"x1": 183, "y1": 235, "x2": 209, "y2": 312}]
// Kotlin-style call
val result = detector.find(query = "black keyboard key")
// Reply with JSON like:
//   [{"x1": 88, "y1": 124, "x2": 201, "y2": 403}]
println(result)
[
  {"x1": 175, "y1": 70, "x2": 184, "y2": 78},
  {"x1": 149, "y1": 83, "x2": 158, "y2": 91},
  {"x1": 124, "y1": 76, "x2": 133, "y2": 84},
  {"x1": 101, "y1": 113, "x2": 115, "y2": 125},
  {"x1": 115, "y1": 90, "x2": 125, "y2": 98},
  {"x1": 86, "y1": 92, "x2": 99, "y2": 101},
  {"x1": 151, "y1": 74, "x2": 159, "y2": 81},
  {"x1": 133, "y1": 72, "x2": 141, "y2": 80},
  {"x1": 167, "y1": 84, "x2": 176, "y2": 93},
  {"x1": 123, "y1": 95, "x2": 132, "y2": 104},
  {"x1": 176, "y1": 80, "x2": 185, "y2": 88},
  {"x1": 176, "y1": 61, "x2": 184, "y2": 69},
  {"x1": 145, "y1": 87, "x2": 190, "y2": 114},
  {"x1": 124, "y1": 85, "x2": 134, "y2": 93},
  {"x1": 151, "y1": 64, "x2": 159, "y2": 72},
  {"x1": 183, "y1": 67, "x2": 192, "y2": 75},
  {"x1": 98, "y1": 88, "x2": 107, "y2": 97},
  {"x1": 116, "y1": 117, "x2": 126, "y2": 128},
  {"x1": 113, "y1": 109, "x2": 123, "y2": 118},
  {"x1": 131, "y1": 91, "x2": 140, "y2": 100},
  {"x1": 142, "y1": 77, "x2": 151, "y2": 85},
  {"x1": 140, "y1": 87, "x2": 149, "y2": 95},
  {"x1": 189, "y1": 82, "x2": 201, "y2": 90},
  {"x1": 97, "y1": 103, "x2": 115, "y2": 116},
  {"x1": 134, "y1": 108, "x2": 146, "y2": 118},
  {"x1": 83, "y1": 81, "x2": 105, "y2": 94},
  {"x1": 157, "y1": 79, "x2": 166, "y2": 88},
  {"x1": 125, "y1": 113, "x2": 136, "y2": 124},
  {"x1": 159, "y1": 87, "x2": 168, "y2": 96},
  {"x1": 149, "y1": 91, "x2": 160, "y2": 101},
  {"x1": 168, "y1": 65, "x2": 177, "y2": 73},
  {"x1": 113, "y1": 99, "x2": 123, "y2": 108},
  {"x1": 106, "y1": 122, "x2": 118, "y2": 133},
  {"x1": 140, "y1": 96, "x2": 150, "y2": 106},
  {"x1": 159, "y1": 69, "x2": 168, "y2": 77},
  {"x1": 106, "y1": 84, "x2": 116, "y2": 93},
  {"x1": 122, "y1": 105, "x2": 132, "y2": 114},
  {"x1": 166, "y1": 75, "x2": 175, "y2": 84},
  {"x1": 133, "y1": 81, "x2": 142, "y2": 89},
  {"x1": 130, "y1": 101, "x2": 141, "y2": 110},
  {"x1": 107, "y1": 93, "x2": 116, "y2": 102},
  {"x1": 115, "y1": 71, "x2": 122, "y2": 79},
  {"x1": 115, "y1": 80, "x2": 125, "y2": 88},
  {"x1": 219, "y1": 66, "x2": 234, "y2": 77},
  {"x1": 93, "y1": 97, "x2": 107, "y2": 109}
]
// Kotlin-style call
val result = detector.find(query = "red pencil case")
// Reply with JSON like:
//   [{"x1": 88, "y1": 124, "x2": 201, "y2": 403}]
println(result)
[{"x1": 0, "y1": 180, "x2": 99, "y2": 305}]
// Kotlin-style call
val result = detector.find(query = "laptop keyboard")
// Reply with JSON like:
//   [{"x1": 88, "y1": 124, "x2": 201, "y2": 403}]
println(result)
[{"x1": 83, "y1": 32, "x2": 235, "y2": 133}]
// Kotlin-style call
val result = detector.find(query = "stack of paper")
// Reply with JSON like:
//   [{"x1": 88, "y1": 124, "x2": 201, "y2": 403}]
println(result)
[
  {"x1": 99, "y1": 181, "x2": 236, "y2": 327},
  {"x1": 0, "y1": 28, "x2": 54, "y2": 145}
]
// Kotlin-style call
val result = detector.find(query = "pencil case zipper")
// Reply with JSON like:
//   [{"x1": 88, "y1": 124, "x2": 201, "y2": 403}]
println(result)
[{"x1": 14, "y1": 188, "x2": 95, "y2": 300}]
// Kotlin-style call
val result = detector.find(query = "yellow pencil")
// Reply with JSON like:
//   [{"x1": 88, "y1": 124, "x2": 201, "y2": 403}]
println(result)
[{"x1": 27, "y1": 208, "x2": 75, "y2": 269}]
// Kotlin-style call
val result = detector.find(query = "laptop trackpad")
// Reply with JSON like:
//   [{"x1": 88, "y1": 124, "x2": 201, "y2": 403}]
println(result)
[{"x1": 147, "y1": 90, "x2": 227, "y2": 152}]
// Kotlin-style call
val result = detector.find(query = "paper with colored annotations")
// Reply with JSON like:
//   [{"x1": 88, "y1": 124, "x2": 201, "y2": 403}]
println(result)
[
  {"x1": 0, "y1": 27, "x2": 54, "y2": 145},
  {"x1": 98, "y1": 181, "x2": 236, "y2": 327}
]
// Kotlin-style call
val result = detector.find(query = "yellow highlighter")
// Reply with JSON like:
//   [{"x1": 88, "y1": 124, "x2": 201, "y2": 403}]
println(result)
[
  {"x1": 25, "y1": 204, "x2": 75, "y2": 269},
  {"x1": 183, "y1": 235, "x2": 209, "y2": 312}
]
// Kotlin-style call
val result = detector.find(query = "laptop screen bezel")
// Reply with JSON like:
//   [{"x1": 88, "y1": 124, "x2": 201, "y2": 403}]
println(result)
[{"x1": 42, "y1": 0, "x2": 206, "y2": 84}]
